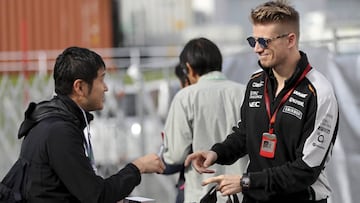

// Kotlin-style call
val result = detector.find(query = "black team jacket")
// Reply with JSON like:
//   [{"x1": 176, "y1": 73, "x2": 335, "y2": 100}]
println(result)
[{"x1": 212, "y1": 51, "x2": 339, "y2": 202}]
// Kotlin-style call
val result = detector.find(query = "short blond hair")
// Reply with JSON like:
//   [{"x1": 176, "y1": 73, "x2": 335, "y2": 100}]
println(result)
[{"x1": 250, "y1": 0, "x2": 299, "y2": 36}]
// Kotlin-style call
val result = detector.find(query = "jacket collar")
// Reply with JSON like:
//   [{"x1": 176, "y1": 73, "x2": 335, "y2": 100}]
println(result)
[
  {"x1": 17, "y1": 95, "x2": 94, "y2": 139},
  {"x1": 260, "y1": 51, "x2": 310, "y2": 90},
  {"x1": 198, "y1": 71, "x2": 227, "y2": 82}
]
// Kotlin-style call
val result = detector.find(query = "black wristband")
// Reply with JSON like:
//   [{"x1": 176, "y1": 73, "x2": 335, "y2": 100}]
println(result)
[{"x1": 240, "y1": 174, "x2": 250, "y2": 191}]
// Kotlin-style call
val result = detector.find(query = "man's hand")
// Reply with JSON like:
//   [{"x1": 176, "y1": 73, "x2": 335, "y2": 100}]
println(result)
[
  {"x1": 132, "y1": 153, "x2": 165, "y2": 174},
  {"x1": 202, "y1": 174, "x2": 242, "y2": 196},
  {"x1": 184, "y1": 151, "x2": 218, "y2": 174}
]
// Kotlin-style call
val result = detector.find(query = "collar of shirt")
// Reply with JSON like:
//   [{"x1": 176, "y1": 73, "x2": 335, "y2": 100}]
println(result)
[{"x1": 198, "y1": 71, "x2": 227, "y2": 82}]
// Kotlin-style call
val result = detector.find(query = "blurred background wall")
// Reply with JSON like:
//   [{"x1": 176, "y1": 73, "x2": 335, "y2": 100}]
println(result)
[
  {"x1": 0, "y1": 0, "x2": 359, "y2": 203},
  {"x1": 0, "y1": 0, "x2": 113, "y2": 51},
  {"x1": 1, "y1": 0, "x2": 360, "y2": 51}
]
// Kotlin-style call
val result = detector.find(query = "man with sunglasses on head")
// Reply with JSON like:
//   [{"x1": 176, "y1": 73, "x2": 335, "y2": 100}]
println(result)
[
  {"x1": 185, "y1": 1, "x2": 339, "y2": 203},
  {"x1": 162, "y1": 37, "x2": 248, "y2": 203}
]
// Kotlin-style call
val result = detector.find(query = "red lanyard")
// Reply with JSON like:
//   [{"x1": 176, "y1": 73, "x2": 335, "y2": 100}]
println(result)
[{"x1": 264, "y1": 64, "x2": 311, "y2": 134}]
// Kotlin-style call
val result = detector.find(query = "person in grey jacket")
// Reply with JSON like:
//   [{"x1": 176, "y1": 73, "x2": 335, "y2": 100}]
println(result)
[
  {"x1": 17, "y1": 46, "x2": 165, "y2": 203},
  {"x1": 160, "y1": 63, "x2": 189, "y2": 203},
  {"x1": 162, "y1": 37, "x2": 248, "y2": 203}
]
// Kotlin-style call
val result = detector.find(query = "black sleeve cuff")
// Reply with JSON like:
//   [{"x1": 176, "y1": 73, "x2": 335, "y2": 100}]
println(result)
[
  {"x1": 211, "y1": 144, "x2": 224, "y2": 164},
  {"x1": 248, "y1": 171, "x2": 267, "y2": 189},
  {"x1": 125, "y1": 163, "x2": 142, "y2": 184}
]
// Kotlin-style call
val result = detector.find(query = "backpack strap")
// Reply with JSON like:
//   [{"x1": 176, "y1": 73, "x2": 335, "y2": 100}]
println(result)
[
  {"x1": 230, "y1": 193, "x2": 240, "y2": 203},
  {"x1": 15, "y1": 158, "x2": 29, "y2": 201},
  {"x1": 0, "y1": 182, "x2": 11, "y2": 200},
  {"x1": 200, "y1": 185, "x2": 217, "y2": 203},
  {"x1": 0, "y1": 157, "x2": 30, "y2": 202}
]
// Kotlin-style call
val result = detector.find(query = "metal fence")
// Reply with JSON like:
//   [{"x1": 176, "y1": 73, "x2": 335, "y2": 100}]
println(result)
[
  {"x1": 0, "y1": 46, "x2": 184, "y2": 202},
  {"x1": 0, "y1": 46, "x2": 185, "y2": 162}
]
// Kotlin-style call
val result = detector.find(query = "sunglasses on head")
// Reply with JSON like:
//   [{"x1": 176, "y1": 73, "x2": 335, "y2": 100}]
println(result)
[{"x1": 246, "y1": 33, "x2": 289, "y2": 49}]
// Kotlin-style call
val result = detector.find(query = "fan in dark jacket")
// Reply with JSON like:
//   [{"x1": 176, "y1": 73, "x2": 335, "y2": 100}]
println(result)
[{"x1": 17, "y1": 47, "x2": 165, "y2": 203}]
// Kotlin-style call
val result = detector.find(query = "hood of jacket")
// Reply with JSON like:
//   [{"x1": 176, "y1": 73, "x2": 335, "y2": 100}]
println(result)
[{"x1": 17, "y1": 95, "x2": 94, "y2": 139}]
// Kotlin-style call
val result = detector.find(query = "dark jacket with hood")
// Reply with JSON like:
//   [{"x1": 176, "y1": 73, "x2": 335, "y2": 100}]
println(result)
[{"x1": 18, "y1": 95, "x2": 141, "y2": 203}]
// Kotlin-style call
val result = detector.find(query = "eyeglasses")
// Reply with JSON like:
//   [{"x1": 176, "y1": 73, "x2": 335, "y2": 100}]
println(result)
[
  {"x1": 246, "y1": 33, "x2": 289, "y2": 49},
  {"x1": 180, "y1": 63, "x2": 191, "y2": 86}
]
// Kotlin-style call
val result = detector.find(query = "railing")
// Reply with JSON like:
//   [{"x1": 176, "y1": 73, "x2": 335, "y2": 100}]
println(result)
[{"x1": 0, "y1": 33, "x2": 359, "y2": 202}]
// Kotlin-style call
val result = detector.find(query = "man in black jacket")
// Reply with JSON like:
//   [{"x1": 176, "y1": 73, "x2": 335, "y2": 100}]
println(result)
[
  {"x1": 185, "y1": 1, "x2": 339, "y2": 203},
  {"x1": 18, "y1": 46, "x2": 165, "y2": 202}
]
